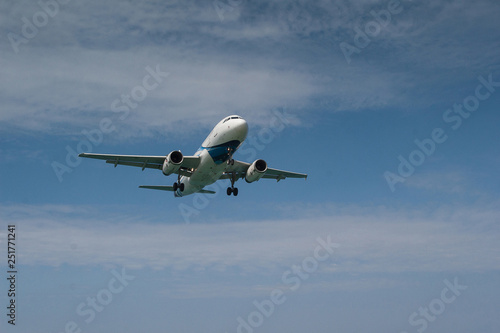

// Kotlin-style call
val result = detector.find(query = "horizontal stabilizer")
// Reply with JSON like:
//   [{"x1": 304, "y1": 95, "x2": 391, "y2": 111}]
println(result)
[
  {"x1": 139, "y1": 186, "x2": 216, "y2": 194},
  {"x1": 198, "y1": 189, "x2": 216, "y2": 194},
  {"x1": 139, "y1": 185, "x2": 175, "y2": 191}
]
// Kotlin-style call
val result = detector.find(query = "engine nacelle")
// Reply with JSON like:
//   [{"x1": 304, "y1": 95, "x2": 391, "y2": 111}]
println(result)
[
  {"x1": 162, "y1": 150, "x2": 183, "y2": 176},
  {"x1": 245, "y1": 159, "x2": 267, "y2": 183}
]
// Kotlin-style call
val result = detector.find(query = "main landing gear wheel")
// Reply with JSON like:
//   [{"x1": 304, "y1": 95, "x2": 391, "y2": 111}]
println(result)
[
  {"x1": 174, "y1": 173, "x2": 184, "y2": 192},
  {"x1": 227, "y1": 187, "x2": 238, "y2": 196},
  {"x1": 173, "y1": 182, "x2": 185, "y2": 192},
  {"x1": 227, "y1": 158, "x2": 235, "y2": 165}
]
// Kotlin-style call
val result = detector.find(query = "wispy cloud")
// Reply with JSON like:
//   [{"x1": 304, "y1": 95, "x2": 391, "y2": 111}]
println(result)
[
  {"x1": 2, "y1": 202, "x2": 499, "y2": 275},
  {"x1": 2, "y1": 0, "x2": 499, "y2": 138},
  {"x1": 404, "y1": 171, "x2": 467, "y2": 194}
]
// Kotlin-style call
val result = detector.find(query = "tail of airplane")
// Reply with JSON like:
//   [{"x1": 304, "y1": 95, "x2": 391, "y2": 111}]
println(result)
[{"x1": 139, "y1": 185, "x2": 216, "y2": 194}]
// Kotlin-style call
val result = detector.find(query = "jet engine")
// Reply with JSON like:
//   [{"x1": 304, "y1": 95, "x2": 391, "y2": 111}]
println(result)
[
  {"x1": 245, "y1": 159, "x2": 267, "y2": 183},
  {"x1": 162, "y1": 151, "x2": 183, "y2": 176}
]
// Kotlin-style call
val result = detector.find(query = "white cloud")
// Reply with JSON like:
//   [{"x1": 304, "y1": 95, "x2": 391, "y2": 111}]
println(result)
[
  {"x1": 0, "y1": 45, "x2": 321, "y2": 137},
  {"x1": 2, "y1": 202, "x2": 499, "y2": 275},
  {"x1": 404, "y1": 171, "x2": 467, "y2": 194},
  {"x1": 2, "y1": 0, "x2": 500, "y2": 138}
]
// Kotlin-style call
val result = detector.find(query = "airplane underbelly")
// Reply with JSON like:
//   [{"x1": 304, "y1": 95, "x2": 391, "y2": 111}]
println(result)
[{"x1": 189, "y1": 151, "x2": 226, "y2": 186}]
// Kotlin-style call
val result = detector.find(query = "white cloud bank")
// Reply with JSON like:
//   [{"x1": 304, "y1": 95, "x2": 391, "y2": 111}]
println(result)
[
  {"x1": 1, "y1": 202, "x2": 499, "y2": 274},
  {"x1": 2, "y1": 0, "x2": 499, "y2": 137}
]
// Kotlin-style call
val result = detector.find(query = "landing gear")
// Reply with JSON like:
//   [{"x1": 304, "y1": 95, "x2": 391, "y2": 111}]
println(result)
[
  {"x1": 226, "y1": 187, "x2": 238, "y2": 196},
  {"x1": 173, "y1": 182, "x2": 185, "y2": 191},
  {"x1": 226, "y1": 147, "x2": 235, "y2": 165},
  {"x1": 174, "y1": 173, "x2": 185, "y2": 192},
  {"x1": 226, "y1": 172, "x2": 238, "y2": 196}
]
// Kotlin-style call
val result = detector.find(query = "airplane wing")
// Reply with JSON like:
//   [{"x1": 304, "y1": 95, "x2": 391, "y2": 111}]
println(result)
[
  {"x1": 262, "y1": 167, "x2": 308, "y2": 180},
  {"x1": 222, "y1": 160, "x2": 307, "y2": 182},
  {"x1": 78, "y1": 153, "x2": 200, "y2": 176}
]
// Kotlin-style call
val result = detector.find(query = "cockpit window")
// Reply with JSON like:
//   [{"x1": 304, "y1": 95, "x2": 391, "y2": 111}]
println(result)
[{"x1": 224, "y1": 116, "x2": 241, "y2": 123}]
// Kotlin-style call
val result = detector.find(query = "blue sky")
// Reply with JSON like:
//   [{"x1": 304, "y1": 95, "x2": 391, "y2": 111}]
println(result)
[{"x1": 1, "y1": 0, "x2": 500, "y2": 332}]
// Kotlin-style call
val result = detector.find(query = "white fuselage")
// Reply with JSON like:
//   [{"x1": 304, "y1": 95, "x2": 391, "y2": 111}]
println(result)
[{"x1": 175, "y1": 115, "x2": 248, "y2": 196}]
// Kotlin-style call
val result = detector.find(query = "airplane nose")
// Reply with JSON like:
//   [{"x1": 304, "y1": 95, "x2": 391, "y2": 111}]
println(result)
[{"x1": 236, "y1": 119, "x2": 248, "y2": 140}]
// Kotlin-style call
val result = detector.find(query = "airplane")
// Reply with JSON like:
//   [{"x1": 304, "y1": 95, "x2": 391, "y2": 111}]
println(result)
[{"x1": 79, "y1": 115, "x2": 307, "y2": 197}]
